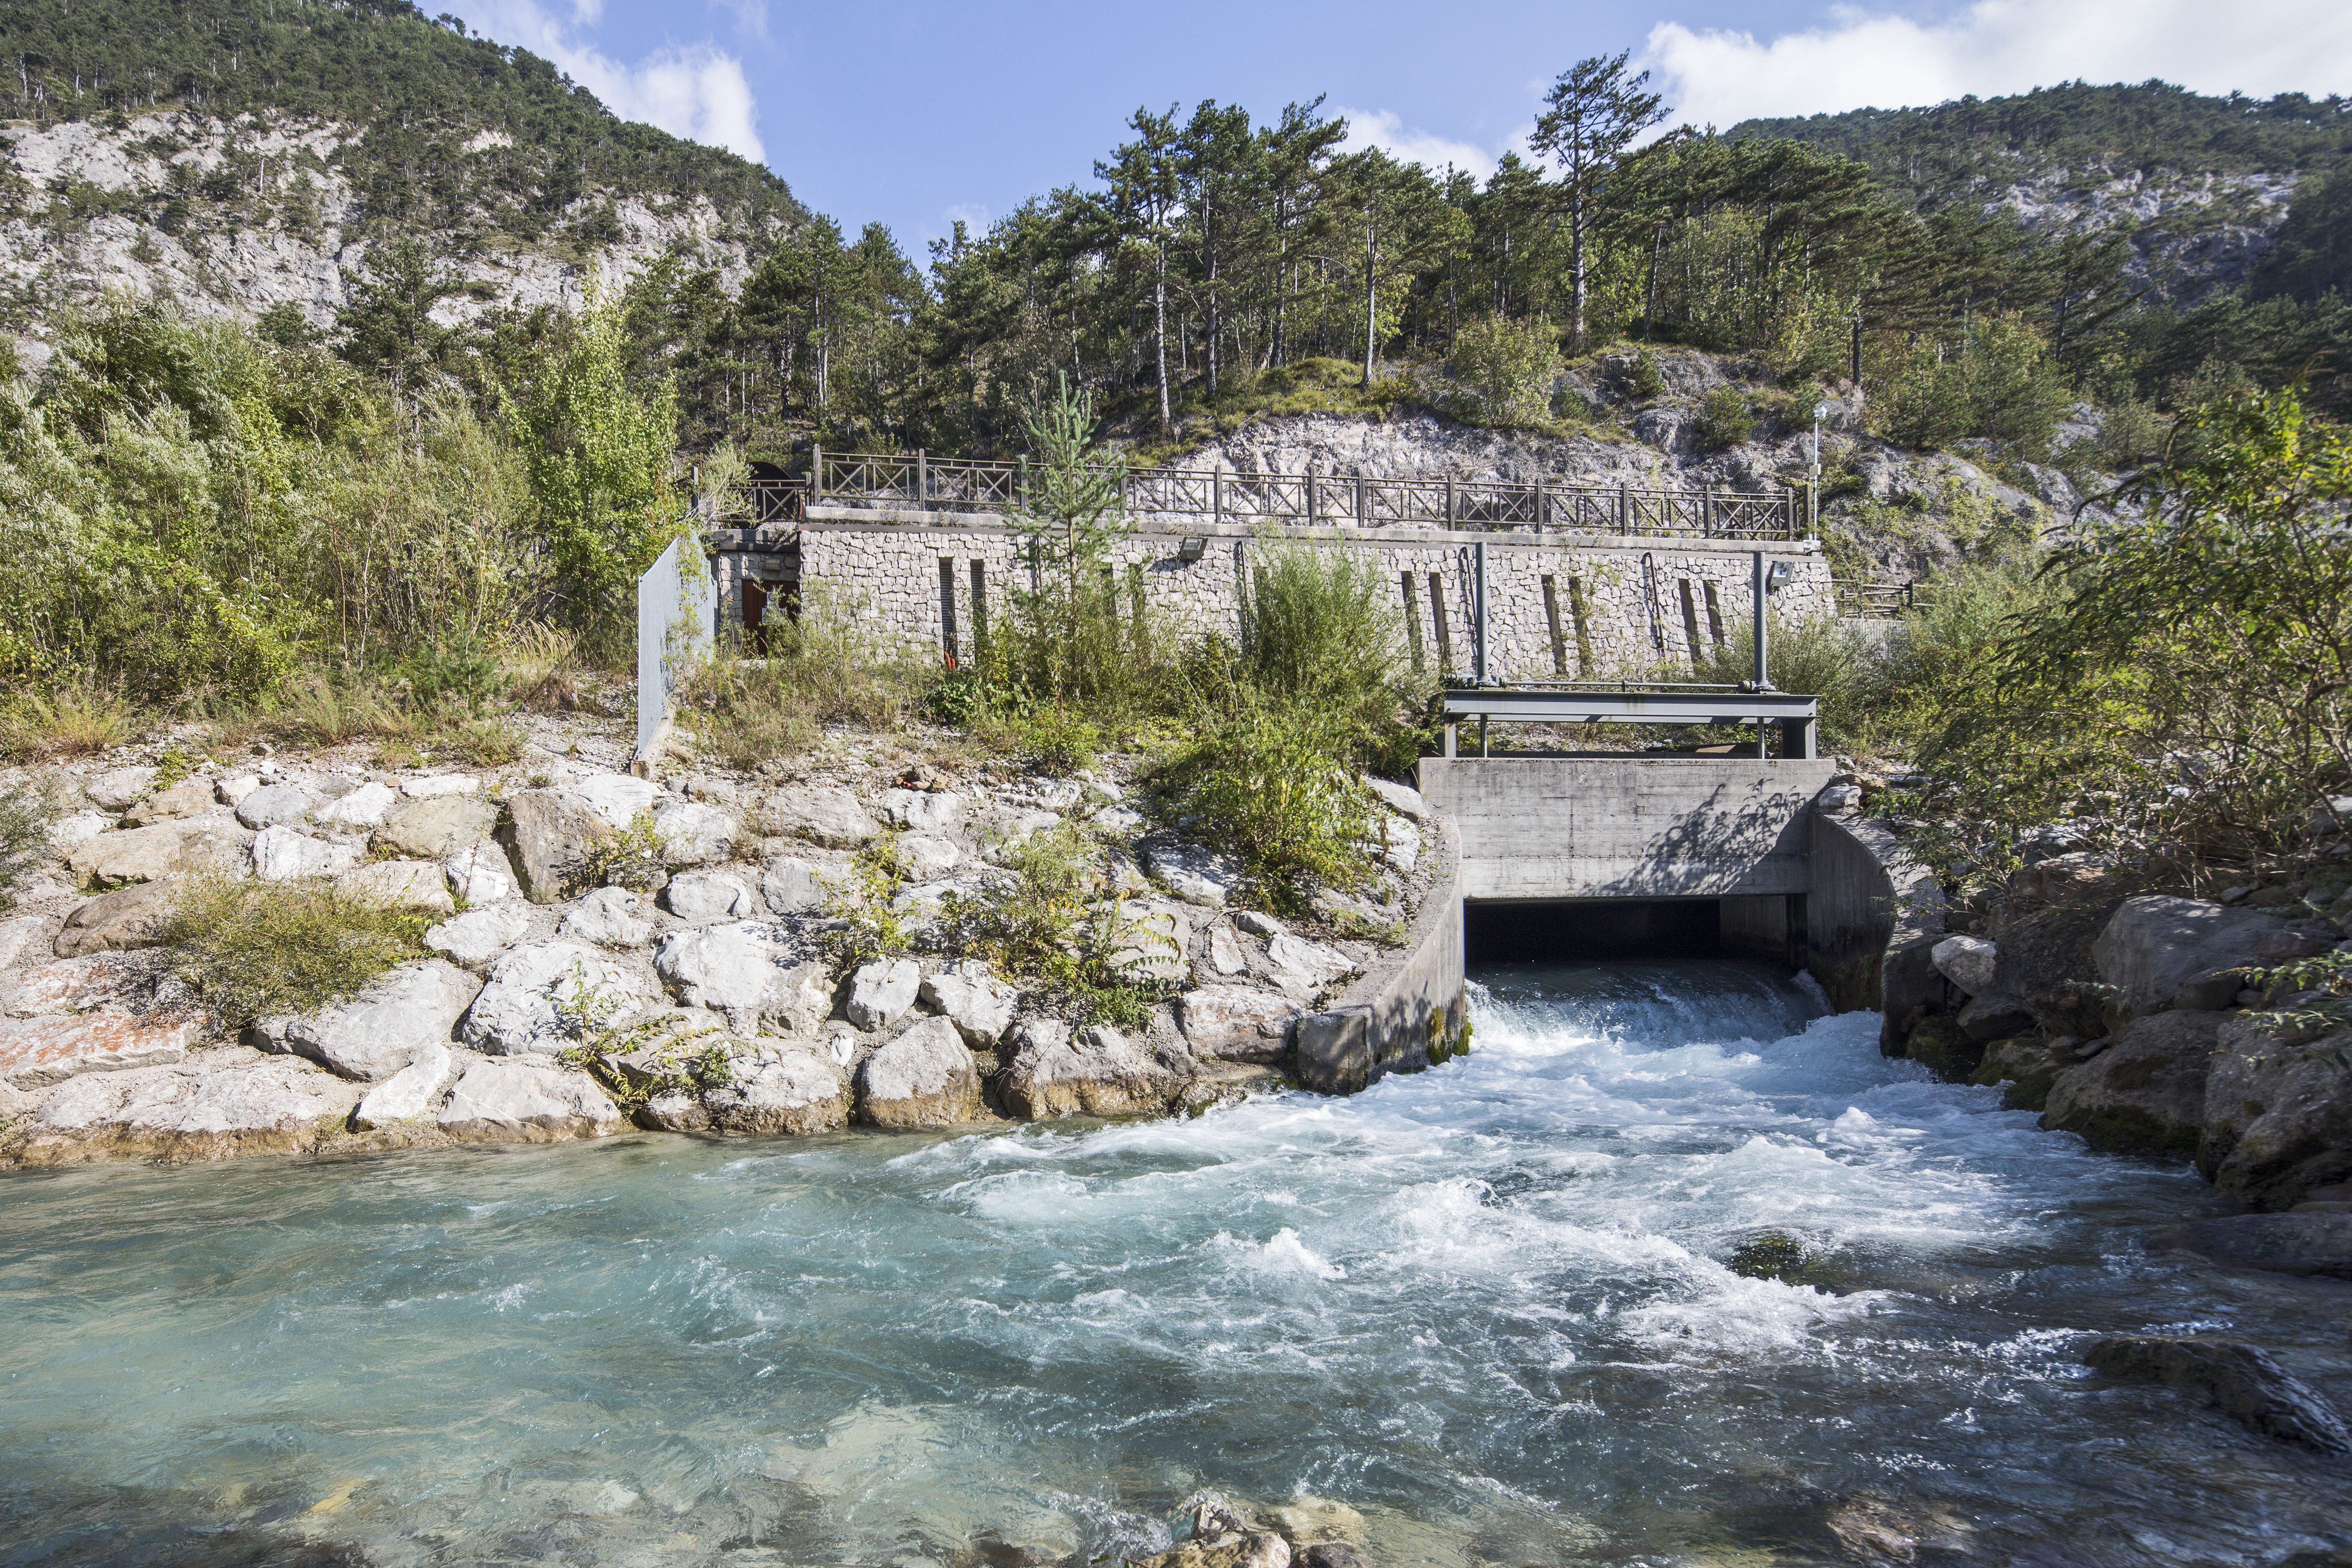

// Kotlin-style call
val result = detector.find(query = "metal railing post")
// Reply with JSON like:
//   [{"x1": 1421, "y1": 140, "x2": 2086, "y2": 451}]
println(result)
[
  {"x1": 1702, "y1": 486, "x2": 1713, "y2": 538},
  {"x1": 1212, "y1": 470, "x2": 1223, "y2": 526},
  {"x1": 810, "y1": 444, "x2": 823, "y2": 504},
  {"x1": 1304, "y1": 472, "x2": 1316, "y2": 524},
  {"x1": 1618, "y1": 483, "x2": 1628, "y2": 532},
  {"x1": 916, "y1": 448, "x2": 926, "y2": 508},
  {"x1": 1356, "y1": 475, "x2": 1367, "y2": 524},
  {"x1": 1445, "y1": 475, "x2": 1456, "y2": 526}
]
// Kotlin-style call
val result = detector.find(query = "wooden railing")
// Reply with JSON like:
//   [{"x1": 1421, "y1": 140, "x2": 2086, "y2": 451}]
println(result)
[
  {"x1": 806, "y1": 448, "x2": 1801, "y2": 542},
  {"x1": 1831, "y1": 577, "x2": 1930, "y2": 618},
  {"x1": 709, "y1": 476, "x2": 806, "y2": 526}
]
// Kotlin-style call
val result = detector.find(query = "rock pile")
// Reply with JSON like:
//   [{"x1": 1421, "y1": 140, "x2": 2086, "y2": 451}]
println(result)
[
  {"x1": 3, "y1": 750, "x2": 1425, "y2": 1168},
  {"x1": 1886, "y1": 846, "x2": 2352, "y2": 1230}
]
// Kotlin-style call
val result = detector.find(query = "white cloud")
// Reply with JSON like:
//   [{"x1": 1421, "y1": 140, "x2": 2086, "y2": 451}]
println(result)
[
  {"x1": 941, "y1": 203, "x2": 992, "y2": 236},
  {"x1": 1642, "y1": 0, "x2": 2352, "y2": 132},
  {"x1": 1334, "y1": 106, "x2": 1504, "y2": 181},
  {"x1": 454, "y1": 0, "x2": 766, "y2": 163}
]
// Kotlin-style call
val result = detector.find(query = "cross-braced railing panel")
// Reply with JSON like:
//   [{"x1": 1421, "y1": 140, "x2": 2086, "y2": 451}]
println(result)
[{"x1": 812, "y1": 450, "x2": 1798, "y2": 540}]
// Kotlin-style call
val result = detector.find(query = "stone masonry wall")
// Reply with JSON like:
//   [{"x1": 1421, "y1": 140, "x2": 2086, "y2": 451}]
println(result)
[{"x1": 791, "y1": 516, "x2": 1832, "y2": 682}]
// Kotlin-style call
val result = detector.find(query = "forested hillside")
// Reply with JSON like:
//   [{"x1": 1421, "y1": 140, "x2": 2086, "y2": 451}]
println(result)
[{"x1": 1732, "y1": 82, "x2": 2352, "y2": 304}]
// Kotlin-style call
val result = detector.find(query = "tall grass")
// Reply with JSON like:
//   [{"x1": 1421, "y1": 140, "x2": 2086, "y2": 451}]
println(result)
[{"x1": 682, "y1": 588, "x2": 936, "y2": 770}]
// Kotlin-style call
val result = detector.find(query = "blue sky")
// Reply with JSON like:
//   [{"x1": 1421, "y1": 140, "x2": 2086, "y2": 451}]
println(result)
[{"x1": 444, "y1": 0, "x2": 2352, "y2": 254}]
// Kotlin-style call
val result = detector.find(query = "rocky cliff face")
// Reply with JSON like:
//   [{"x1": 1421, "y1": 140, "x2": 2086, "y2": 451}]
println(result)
[
  {"x1": 1138, "y1": 347, "x2": 2114, "y2": 585},
  {"x1": 0, "y1": 110, "x2": 768, "y2": 348},
  {"x1": 1986, "y1": 166, "x2": 2303, "y2": 302}
]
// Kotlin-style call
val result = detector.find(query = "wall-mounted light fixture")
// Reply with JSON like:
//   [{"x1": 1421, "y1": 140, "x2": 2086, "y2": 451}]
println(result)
[
  {"x1": 1176, "y1": 536, "x2": 1208, "y2": 562},
  {"x1": 1766, "y1": 560, "x2": 1794, "y2": 592}
]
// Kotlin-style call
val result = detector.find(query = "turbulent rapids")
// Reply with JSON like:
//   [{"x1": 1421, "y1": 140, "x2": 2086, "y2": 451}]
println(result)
[{"x1": 4, "y1": 960, "x2": 2348, "y2": 1566}]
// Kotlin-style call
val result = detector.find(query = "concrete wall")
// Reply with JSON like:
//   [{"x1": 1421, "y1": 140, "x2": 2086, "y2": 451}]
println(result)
[
  {"x1": 1416, "y1": 757, "x2": 1838, "y2": 901},
  {"x1": 1295, "y1": 818, "x2": 1468, "y2": 1095},
  {"x1": 1806, "y1": 810, "x2": 1948, "y2": 1034},
  {"x1": 798, "y1": 508, "x2": 1830, "y2": 680}
]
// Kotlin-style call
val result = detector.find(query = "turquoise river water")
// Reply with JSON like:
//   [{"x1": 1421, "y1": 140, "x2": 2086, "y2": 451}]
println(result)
[{"x1": 3, "y1": 962, "x2": 2348, "y2": 1566}]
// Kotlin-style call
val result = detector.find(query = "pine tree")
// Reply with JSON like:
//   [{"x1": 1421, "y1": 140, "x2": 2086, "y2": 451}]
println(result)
[{"x1": 1532, "y1": 52, "x2": 1668, "y2": 350}]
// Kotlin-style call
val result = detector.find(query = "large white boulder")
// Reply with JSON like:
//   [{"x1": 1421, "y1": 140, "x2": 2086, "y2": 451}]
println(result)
[
  {"x1": 652, "y1": 801, "x2": 738, "y2": 868},
  {"x1": 998, "y1": 1020, "x2": 1184, "y2": 1120},
  {"x1": 845, "y1": 957, "x2": 922, "y2": 1032},
  {"x1": 250, "y1": 825, "x2": 364, "y2": 882},
  {"x1": 426, "y1": 904, "x2": 534, "y2": 968},
  {"x1": 877, "y1": 788, "x2": 966, "y2": 832},
  {"x1": 571, "y1": 774, "x2": 662, "y2": 830},
  {"x1": 558, "y1": 886, "x2": 652, "y2": 948},
  {"x1": 1176, "y1": 986, "x2": 1300, "y2": 1062},
  {"x1": 1930, "y1": 934, "x2": 1998, "y2": 996},
  {"x1": 654, "y1": 922, "x2": 799, "y2": 1016},
  {"x1": 854, "y1": 1014, "x2": 980, "y2": 1128},
  {"x1": 662, "y1": 869, "x2": 760, "y2": 922},
  {"x1": 919, "y1": 960, "x2": 1016, "y2": 1046},
  {"x1": 2094, "y1": 896, "x2": 2290, "y2": 1016},
  {"x1": 234, "y1": 783, "x2": 315, "y2": 830},
  {"x1": 352, "y1": 1041, "x2": 456, "y2": 1129},
  {"x1": 898, "y1": 832, "x2": 962, "y2": 880},
  {"x1": 762, "y1": 855, "x2": 832, "y2": 914},
  {"x1": 316, "y1": 780, "x2": 398, "y2": 829},
  {"x1": 1144, "y1": 841, "x2": 1240, "y2": 908},
  {"x1": 336, "y1": 858, "x2": 456, "y2": 914},
  {"x1": 460, "y1": 940, "x2": 653, "y2": 1054},
  {"x1": 764, "y1": 784, "x2": 880, "y2": 848},
  {"x1": 285, "y1": 960, "x2": 482, "y2": 1080},
  {"x1": 706, "y1": 1049, "x2": 852, "y2": 1135},
  {"x1": 436, "y1": 1058, "x2": 624, "y2": 1142},
  {"x1": 442, "y1": 843, "x2": 518, "y2": 904}
]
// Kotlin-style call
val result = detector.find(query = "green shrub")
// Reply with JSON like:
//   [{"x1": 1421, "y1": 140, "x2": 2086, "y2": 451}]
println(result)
[
  {"x1": 164, "y1": 876, "x2": 424, "y2": 1030},
  {"x1": 820, "y1": 832, "x2": 915, "y2": 967},
  {"x1": 1012, "y1": 705, "x2": 1101, "y2": 776},
  {"x1": 1629, "y1": 347, "x2": 1666, "y2": 400},
  {"x1": 0, "y1": 780, "x2": 56, "y2": 904},
  {"x1": 1882, "y1": 312, "x2": 2074, "y2": 458},
  {"x1": 585, "y1": 810, "x2": 666, "y2": 892},
  {"x1": 1230, "y1": 534, "x2": 1414, "y2": 740},
  {"x1": 1162, "y1": 700, "x2": 1376, "y2": 911},
  {"x1": 1446, "y1": 314, "x2": 1562, "y2": 428},
  {"x1": 1694, "y1": 385, "x2": 1756, "y2": 451},
  {"x1": 937, "y1": 824, "x2": 1172, "y2": 1029}
]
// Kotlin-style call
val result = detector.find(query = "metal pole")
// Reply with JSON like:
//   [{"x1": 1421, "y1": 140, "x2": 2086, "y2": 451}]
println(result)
[
  {"x1": 1751, "y1": 550, "x2": 1770, "y2": 692},
  {"x1": 1446, "y1": 475, "x2": 1456, "y2": 525},
  {"x1": 810, "y1": 443, "x2": 822, "y2": 504},
  {"x1": 1808, "y1": 404, "x2": 1825, "y2": 538},
  {"x1": 916, "y1": 448, "x2": 927, "y2": 508},
  {"x1": 1474, "y1": 540, "x2": 1488, "y2": 686},
  {"x1": 1213, "y1": 470, "x2": 1222, "y2": 526}
]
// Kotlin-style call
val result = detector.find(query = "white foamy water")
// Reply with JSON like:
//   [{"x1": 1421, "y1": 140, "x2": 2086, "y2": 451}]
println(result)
[{"x1": 2, "y1": 960, "x2": 2347, "y2": 1566}]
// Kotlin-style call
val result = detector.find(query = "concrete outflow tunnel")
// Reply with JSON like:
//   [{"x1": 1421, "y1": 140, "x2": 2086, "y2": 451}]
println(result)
[{"x1": 1420, "y1": 757, "x2": 1838, "y2": 970}]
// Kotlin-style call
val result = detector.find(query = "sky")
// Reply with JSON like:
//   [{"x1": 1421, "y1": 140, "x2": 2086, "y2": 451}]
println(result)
[{"x1": 442, "y1": 0, "x2": 2352, "y2": 255}]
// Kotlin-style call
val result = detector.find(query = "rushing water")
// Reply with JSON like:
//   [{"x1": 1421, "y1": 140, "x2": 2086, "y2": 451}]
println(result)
[{"x1": 4, "y1": 961, "x2": 2350, "y2": 1568}]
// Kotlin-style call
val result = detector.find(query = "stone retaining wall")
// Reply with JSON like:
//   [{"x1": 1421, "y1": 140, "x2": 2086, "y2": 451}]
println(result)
[{"x1": 796, "y1": 511, "x2": 1831, "y2": 680}]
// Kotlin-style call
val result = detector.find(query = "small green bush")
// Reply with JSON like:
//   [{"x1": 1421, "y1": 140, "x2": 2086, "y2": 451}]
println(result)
[
  {"x1": 1694, "y1": 385, "x2": 1757, "y2": 451},
  {"x1": 1629, "y1": 348, "x2": 1666, "y2": 400},
  {"x1": 585, "y1": 810, "x2": 666, "y2": 892},
  {"x1": 0, "y1": 780, "x2": 56, "y2": 904},
  {"x1": 1012, "y1": 705, "x2": 1102, "y2": 776},
  {"x1": 937, "y1": 824, "x2": 1172, "y2": 1029},
  {"x1": 820, "y1": 832, "x2": 915, "y2": 967},
  {"x1": 164, "y1": 876, "x2": 424, "y2": 1030},
  {"x1": 1446, "y1": 314, "x2": 1562, "y2": 429},
  {"x1": 1162, "y1": 701, "x2": 1376, "y2": 911}
]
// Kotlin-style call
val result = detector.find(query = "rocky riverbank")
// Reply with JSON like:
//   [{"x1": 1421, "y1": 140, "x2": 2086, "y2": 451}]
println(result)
[
  {"x1": 0, "y1": 738, "x2": 1436, "y2": 1170},
  {"x1": 1878, "y1": 805, "x2": 2352, "y2": 1279}
]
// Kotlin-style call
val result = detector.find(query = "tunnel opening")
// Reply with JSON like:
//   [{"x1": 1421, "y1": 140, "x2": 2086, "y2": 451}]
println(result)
[{"x1": 1465, "y1": 894, "x2": 1805, "y2": 968}]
